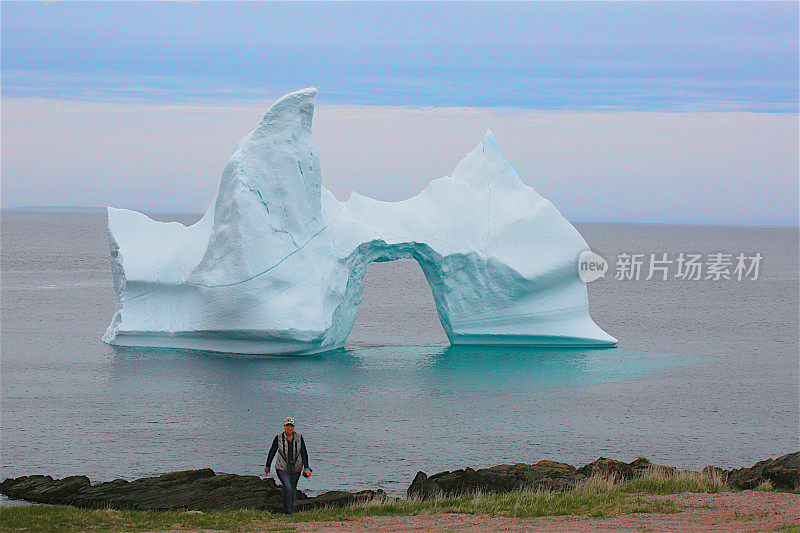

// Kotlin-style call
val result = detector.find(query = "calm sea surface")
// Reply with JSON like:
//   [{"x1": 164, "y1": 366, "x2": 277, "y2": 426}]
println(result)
[{"x1": 1, "y1": 212, "x2": 798, "y2": 497}]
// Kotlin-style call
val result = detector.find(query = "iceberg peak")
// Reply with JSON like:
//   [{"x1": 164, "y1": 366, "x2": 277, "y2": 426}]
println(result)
[
  {"x1": 260, "y1": 87, "x2": 317, "y2": 127},
  {"x1": 448, "y1": 127, "x2": 524, "y2": 193},
  {"x1": 482, "y1": 128, "x2": 500, "y2": 151},
  {"x1": 102, "y1": 89, "x2": 617, "y2": 354}
]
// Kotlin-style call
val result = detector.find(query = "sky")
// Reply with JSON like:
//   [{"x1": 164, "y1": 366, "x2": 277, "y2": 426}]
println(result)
[{"x1": 1, "y1": 1, "x2": 798, "y2": 225}]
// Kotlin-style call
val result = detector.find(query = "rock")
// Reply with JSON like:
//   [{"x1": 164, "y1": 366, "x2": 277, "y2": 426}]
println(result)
[
  {"x1": 407, "y1": 461, "x2": 579, "y2": 498},
  {"x1": 407, "y1": 454, "x2": 765, "y2": 500},
  {"x1": 725, "y1": 452, "x2": 799, "y2": 490},
  {"x1": 576, "y1": 457, "x2": 676, "y2": 481},
  {"x1": 295, "y1": 489, "x2": 390, "y2": 511},
  {"x1": 0, "y1": 469, "x2": 393, "y2": 512},
  {"x1": 630, "y1": 457, "x2": 677, "y2": 477},
  {"x1": 576, "y1": 458, "x2": 633, "y2": 481},
  {"x1": 71, "y1": 470, "x2": 291, "y2": 511},
  {"x1": 4, "y1": 453, "x2": 797, "y2": 510},
  {"x1": 408, "y1": 472, "x2": 438, "y2": 500},
  {"x1": 0, "y1": 475, "x2": 90, "y2": 504},
  {"x1": 0, "y1": 470, "x2": 293, "y2": 511}
]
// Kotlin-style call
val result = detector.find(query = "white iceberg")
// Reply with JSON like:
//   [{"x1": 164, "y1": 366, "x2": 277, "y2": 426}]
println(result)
[{"x1": 103, "y1": 88, "x2": 617, "y2": 354}]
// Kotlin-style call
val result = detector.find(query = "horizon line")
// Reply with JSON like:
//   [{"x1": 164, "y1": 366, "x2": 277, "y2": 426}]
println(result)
[{"x1": 3, "y1": 206, "x2": 797, "y2": 230}]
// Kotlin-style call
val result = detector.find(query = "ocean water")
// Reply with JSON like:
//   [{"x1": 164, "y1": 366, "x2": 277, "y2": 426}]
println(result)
[{"x1": 1, "y1": 211, "x2": 798, "y2": 498}]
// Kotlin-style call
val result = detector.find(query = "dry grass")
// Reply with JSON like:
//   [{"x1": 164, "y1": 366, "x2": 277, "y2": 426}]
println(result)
[
  {"x1": 618, "y1": 467, "x2": 729, "y2": 494},
  {"x1": 2, "y1": 469, "x2": 792, "y2": 532},
  {"x1": 755, "y1": 479, "x2": 776, "y2": 491}
]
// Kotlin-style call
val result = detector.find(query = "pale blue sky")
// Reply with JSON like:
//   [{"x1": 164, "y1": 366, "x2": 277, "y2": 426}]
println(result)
[
  {"x1": 3, "y1": 1, "x2": 798, "y2": 110},
  {"x1": 1, "y1": 2, "x2": 798, "y2": 224}
]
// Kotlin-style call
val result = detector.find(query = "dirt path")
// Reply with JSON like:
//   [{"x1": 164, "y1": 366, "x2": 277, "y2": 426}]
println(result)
[{"x1": 296, "y1": 491, "x2": 800, "y2": 532}]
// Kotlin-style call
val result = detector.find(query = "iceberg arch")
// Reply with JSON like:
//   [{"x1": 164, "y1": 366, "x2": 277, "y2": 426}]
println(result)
[{"x1": 103, "y1": 88, "x2": 617, "y2": 354}]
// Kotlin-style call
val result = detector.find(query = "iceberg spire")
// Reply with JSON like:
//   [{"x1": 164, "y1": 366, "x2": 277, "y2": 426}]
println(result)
[{"x1": 189, "y1": 87, "x2": 324, "y2": 285}]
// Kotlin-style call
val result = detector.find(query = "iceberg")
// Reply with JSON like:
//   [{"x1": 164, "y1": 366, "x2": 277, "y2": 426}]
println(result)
[{"x1": 103, "y1": 88, "x2": 617, "y2": 354}]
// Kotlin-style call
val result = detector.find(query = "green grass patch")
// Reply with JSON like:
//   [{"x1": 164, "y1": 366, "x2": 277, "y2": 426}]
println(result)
[
  {"x1": 0, "y1": 482, "x2": 681, "y2": 533},
  {"x1": 0, "y1": 507, "x2": 296, "y2": 533},
  {"x1": 10, "y1": 468, "x2": 799, "y2": 533},
  {"x1": 0, "y1": 505, "x2": 295, "y2": 532},
  {"x1": 619, "y1": 469, "x2": 729, "y2": 494},
  {"x1": 285, "y1": 485, "x2": 680, "y2": 522}
]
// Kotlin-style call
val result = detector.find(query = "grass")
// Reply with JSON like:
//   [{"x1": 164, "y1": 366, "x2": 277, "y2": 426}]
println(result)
[
  {"x1": 1, "y1": 469, "x2": 793, "y2": 533},
  {"x1": 754, "y1": 480, "x2": 775, "y2": 491},
  {"x1": 0, "y1": 488, "x2": 679, "y2": 533},
  {"x1": 0, "y1": 507, "x2": 297, "y2": 533},
  {"x1": 619, "y1": 467, "x2": 729, "y2": 494},
  {"x1": 288, "y1": 483, "x2": 680, "y2": 522}
]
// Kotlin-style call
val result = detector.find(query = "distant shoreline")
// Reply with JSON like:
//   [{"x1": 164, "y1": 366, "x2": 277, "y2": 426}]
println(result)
[
  {"x1": 1, "y1": 206, "x2": 201, "y2": 215},
  {"x1": 1, "y1": 208, "x2": 797, "y2": 229}
]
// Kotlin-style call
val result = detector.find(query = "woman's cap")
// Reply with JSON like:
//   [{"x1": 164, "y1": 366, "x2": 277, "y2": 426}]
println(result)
[{"x1": 283, "y1": 417, "x2": 295, "y2": 426}]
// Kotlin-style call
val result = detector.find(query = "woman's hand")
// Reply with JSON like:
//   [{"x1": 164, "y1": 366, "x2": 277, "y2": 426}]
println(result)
[{"x1": 302, "y1": 468, "x2": 311, "y2": 478}]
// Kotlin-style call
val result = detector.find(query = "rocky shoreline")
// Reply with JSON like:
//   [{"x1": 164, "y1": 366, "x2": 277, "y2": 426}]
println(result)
[
  {"x1": 0, "y1": 469, "x2": 387, "y2": 513},
  {"x1": 409, "y1": 452, "x2": 800, "y2": 498},
  {"x1": 2, "y1": 452, "x2": 797, "y2": 511}
]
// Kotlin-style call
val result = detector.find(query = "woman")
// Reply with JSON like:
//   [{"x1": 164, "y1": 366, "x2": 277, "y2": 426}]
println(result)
[{"x1": 264, "y1": 417, "x2": 312, "y2": 514}]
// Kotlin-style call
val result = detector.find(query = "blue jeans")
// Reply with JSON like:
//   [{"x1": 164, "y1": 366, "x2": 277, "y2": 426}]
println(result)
[{"x1": 276, "y1": 470, "x2": 302, "y2": 514}]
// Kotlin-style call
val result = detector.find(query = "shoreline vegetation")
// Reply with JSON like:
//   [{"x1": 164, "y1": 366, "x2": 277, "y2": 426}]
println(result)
[
  {"x1": 2, "y1": 453, "x2": 798, "y2": 532},
  {"x1": 2, "y1": 470, "x2": 798, "y2": 532}
]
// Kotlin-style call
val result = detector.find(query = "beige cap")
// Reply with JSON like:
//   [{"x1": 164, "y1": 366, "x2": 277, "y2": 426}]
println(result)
[{"x1": 283, "y1": 417, "x2": 295, "y2": 426}]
